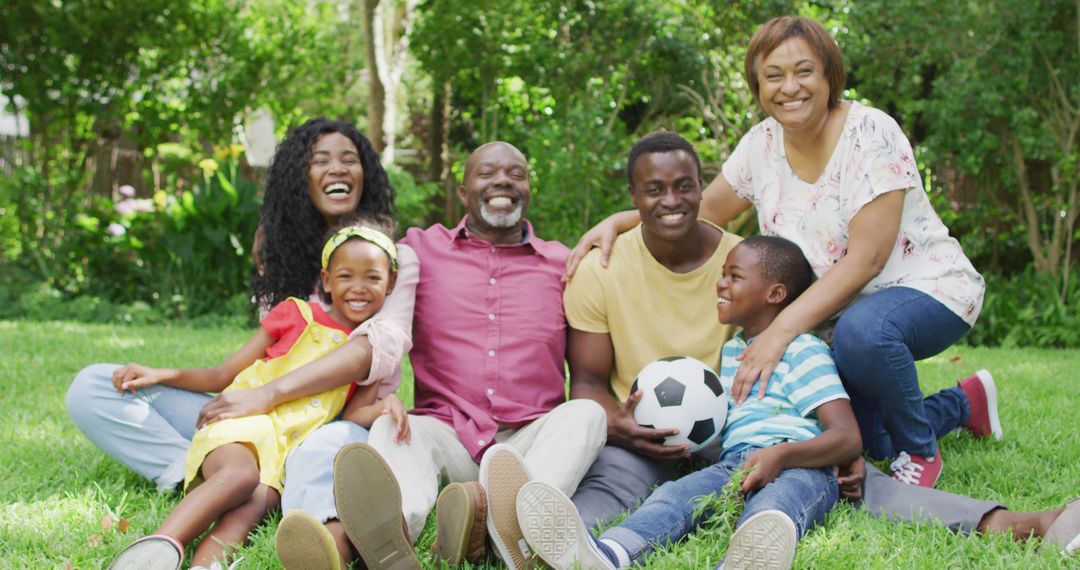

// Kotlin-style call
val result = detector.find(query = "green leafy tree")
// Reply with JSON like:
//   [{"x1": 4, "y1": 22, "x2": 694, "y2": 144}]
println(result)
[{"x1": 843, "y1": 0, "x2": 1079, "y2": 291}]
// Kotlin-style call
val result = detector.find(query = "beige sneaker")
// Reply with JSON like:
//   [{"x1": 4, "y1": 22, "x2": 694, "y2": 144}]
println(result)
[
  {"x1": 333, "y1": 443, "x2": 420, "y2": 570},
  {"x1": 431, "y1": 481, "x2": 488, "y2": 565},
  {"x1": 480, "y1": 443, "x2": 534, "y2": 569},
  {"x1": 721, "y1": 509, "x2": 797, "y2": 570},
  {"x1": 276, "y1": 510, "x2": 341, "y2": 570}
]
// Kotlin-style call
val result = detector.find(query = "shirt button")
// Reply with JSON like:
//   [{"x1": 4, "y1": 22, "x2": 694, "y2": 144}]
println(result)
[
  {"x1": 488, "y1": 313, "x2": 495, "y2": 320},
  {"x1": 486, "y1": 388, "x2": 494, "y2": 396},
  {"x1": 488, "y1": 350, "x2": 495, "y2": 357},
  {"x1": 490, "y1": 247, "x2": 496, "y2": 253},
  {"x1": 478, "y1": 439, "x2": 486, "y2": 446},
  {"x1": 311, "y1": 398, "x2": 321, "y2": 408},
  {"x1": 489, "y1": 278, "x2": 496, "y2": 285}
]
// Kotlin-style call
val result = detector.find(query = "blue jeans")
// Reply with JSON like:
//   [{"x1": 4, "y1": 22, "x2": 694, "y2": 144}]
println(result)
[
  {"x1": 599, "y1": 449, "x2": 837, "y2": 564},
  {"x1": 67, "y1": 363, "x2": 368, "y2": 521},
  {"x1": 832, "y1": 287, "x2": 971, "y2": 459}
]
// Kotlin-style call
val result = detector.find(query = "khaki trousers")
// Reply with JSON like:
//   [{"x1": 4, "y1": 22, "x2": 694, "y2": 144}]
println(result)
[{"x1": 366, "y1": 399, "x2": 607, "y2": 541}]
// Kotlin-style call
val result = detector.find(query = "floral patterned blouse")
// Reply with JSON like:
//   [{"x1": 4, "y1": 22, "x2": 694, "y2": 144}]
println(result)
[{"x1": 721, "y1": 101, "x2": 985, "y2": 325}]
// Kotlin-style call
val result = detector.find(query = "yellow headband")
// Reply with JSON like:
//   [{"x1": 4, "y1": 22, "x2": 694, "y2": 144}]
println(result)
[{"x1": 321, "y1": 225, "x2": 398, "y2": 271}]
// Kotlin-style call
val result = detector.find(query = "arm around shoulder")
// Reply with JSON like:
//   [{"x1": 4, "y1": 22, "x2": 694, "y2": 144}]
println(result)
[{"x1": 349, "y1": 243, "x2": 419, "y2": 387}]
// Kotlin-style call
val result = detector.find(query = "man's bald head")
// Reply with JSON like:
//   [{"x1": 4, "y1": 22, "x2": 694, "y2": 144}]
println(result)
[{"x1": 464, "y1": 141, "x2": 526, "y2": 180}]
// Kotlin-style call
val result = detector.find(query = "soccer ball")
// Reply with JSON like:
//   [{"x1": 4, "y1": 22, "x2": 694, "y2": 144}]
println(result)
[{"x1": 631, "y1": 356, "x2": 728, "y2": 453}]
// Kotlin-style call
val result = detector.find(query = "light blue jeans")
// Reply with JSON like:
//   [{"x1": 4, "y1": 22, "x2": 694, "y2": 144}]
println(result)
[
  {"x1": 832, "y1": 287, "x2": 972, "y2": 459},
  {"x1": 599, "y1": 449, "x2": 837, "y2": 564},
  {"x1": 66, "y1": 363, "x2": 368, "y2": 520}
]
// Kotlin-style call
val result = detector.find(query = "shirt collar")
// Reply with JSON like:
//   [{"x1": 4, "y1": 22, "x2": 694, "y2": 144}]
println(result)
[{"x1": 450, "y1": 216, "x2": 553, "y2": 257}]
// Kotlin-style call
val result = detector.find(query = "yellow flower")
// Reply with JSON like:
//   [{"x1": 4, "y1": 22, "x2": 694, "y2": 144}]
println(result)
[
  {"x1": 229, "y1": 144, "x2": 245, "y2": 158},
  {"x1": 198, "y1": 158, "x2": 219, "y2": 174},
  {"x1": 153, "y1": 190, "x2": 168, "y2": 210}
]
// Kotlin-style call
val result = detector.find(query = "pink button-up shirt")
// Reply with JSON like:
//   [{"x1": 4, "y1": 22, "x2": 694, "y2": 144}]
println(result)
[{"x1": 401, "y1": 218, "x2": 569, "y2": 461}]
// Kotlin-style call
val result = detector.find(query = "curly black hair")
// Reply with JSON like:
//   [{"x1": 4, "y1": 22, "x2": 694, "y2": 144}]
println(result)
[{"x1": 251, "y1": 117, "x2": 396, "y2": 311}]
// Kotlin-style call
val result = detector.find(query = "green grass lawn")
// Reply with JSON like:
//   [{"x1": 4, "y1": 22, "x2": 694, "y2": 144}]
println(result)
[{"x1": 1, "y1": 319, "x2": 1078, "y2": 569}]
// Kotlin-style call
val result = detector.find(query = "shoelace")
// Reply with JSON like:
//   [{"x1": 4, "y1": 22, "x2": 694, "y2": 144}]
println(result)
[{"x1": 889, "y1": 451, "x2": 925, "y2": 485}]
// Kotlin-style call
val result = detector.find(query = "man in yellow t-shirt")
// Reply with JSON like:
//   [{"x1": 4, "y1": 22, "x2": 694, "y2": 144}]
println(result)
[{"x1": 564, "y1": 131, "x2": 741, "y2": 527}]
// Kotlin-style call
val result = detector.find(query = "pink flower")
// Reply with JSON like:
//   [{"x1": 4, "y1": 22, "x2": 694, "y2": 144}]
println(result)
[
  {"x1": 115, "y1": 200, "x2": 135, "y2": 216},
  {"x1": 107, "y1": 223, "x2": 126, "y2": 237},
  {"x1": 118, "y1": 185, "x2": 136, "y2": 198}
]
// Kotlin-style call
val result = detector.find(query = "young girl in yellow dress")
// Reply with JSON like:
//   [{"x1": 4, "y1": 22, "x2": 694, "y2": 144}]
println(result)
[{"x1": 107, "y1": 220, "x2": 408, "y2": 570}]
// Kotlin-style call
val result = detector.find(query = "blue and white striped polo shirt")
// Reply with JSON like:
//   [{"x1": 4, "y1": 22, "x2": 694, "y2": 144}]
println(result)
[{"x1": 719, "y1": 333, "x2": 848, "y2": 459}]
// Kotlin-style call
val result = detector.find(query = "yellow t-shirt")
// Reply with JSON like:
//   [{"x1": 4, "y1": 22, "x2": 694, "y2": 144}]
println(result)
[{"x1": 564, "y1": 222, "x2": 741, "y2": 402}]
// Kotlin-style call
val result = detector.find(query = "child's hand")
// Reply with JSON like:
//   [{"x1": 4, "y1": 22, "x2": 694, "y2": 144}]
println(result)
[
  {"x1": 739, "y1": 445, "x2": 788, "y2": 492},
  {"x1": 381, "y1": 394, "x2": 410, "y2": 444},
  {"x1": 835, "y1": 455, "x2": 866, "y2": 501},
  {"x1": 112, "y1": 363, "x2": 173, "y2": 395}
]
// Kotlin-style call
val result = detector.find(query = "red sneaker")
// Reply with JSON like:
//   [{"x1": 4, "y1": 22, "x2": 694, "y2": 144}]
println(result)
[
  {"x1": 958, "y1": 369, "x2": 1003, "y2": 440},
  {"x1": 890, "y1": 450, "x2": 943, "y2": 487}
]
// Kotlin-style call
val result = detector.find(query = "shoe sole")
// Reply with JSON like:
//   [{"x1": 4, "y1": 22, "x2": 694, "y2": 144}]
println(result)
[
  {"x1": 276, "y1": 510, "x2": 342, "y2": 570},
  {"x1": 432, "y1": 482, "x2": 484, "y2": 565},
  {"x1": 108, "y1": 535, "x2": 183, "y2": 570},
  {"x1": 480, "y1": 445, "x2": 532, "y2": 570},
  {"x1": 517, "y1": 481, "x2": 611, "y2": 570},
  {"x1": 333, "y1": 443, "x2": 420, "y2": 570},
  {"x1": 974, "y1": 370, "x2": 1004, "y2": 440},
  {"x1": 724, "y1": 510, "x2": 797, "y2": 570}
]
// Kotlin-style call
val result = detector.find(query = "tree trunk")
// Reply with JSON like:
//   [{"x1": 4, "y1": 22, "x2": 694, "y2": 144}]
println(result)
[{"x1": 362, "y1": 0, "x2": 386, "y2": 154}]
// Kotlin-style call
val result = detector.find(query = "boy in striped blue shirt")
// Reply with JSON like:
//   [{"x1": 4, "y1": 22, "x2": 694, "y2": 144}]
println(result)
[{"x1": 516, "y1": 235, "x2": 862, "y2": 570}]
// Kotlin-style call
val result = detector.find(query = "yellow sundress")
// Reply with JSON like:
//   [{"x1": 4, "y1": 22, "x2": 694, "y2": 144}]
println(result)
[{"x1": 183, "y1": 298, "x2": 352, "y2": 493}]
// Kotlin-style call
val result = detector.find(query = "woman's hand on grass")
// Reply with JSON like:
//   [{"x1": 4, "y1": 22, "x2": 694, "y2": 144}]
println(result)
[
  {"x1": 111, "y1": 363, "x2": 173, "y2": 395},
  {"x1": 382, "y1": 394, "x2": 410, "y2": 444},
  {"x1": 196, "y1": 386, "x2": 274, "y2": 428},
  {"x1": 731, "y1": 326, "x2": 793, "y2": 404}
]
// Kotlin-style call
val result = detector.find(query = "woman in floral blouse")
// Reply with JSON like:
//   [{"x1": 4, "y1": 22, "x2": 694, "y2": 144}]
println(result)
[{"x1": 568, "y1": 16, "x2": 995, "y2": 488}]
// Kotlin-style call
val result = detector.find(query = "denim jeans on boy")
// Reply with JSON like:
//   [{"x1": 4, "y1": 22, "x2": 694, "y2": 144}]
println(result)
[
  {"x1": 67, "y1": 363, "x2": 368, "y2": 518},
  {"x1": 599, "y1": 449, "x2": 837, "y2": 564},
  {"x1": 832, "y1": 286, "x2": 972, "y2": 460}
]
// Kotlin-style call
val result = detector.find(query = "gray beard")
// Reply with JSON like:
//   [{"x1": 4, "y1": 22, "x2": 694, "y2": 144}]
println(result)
[{"x1": 479, "y1": 202, "x2": 523, "y2": 228}]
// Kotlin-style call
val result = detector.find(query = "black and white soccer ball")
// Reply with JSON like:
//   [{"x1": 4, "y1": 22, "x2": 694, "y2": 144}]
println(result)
[{"x1": 631, "y1": 356, "x2": 728, "y2": 453}]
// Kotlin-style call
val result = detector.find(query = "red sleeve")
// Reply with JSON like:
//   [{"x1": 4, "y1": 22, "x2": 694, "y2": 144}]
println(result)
[{"x1": 260, "y1": 300, "x2": 301, "y2": 342}]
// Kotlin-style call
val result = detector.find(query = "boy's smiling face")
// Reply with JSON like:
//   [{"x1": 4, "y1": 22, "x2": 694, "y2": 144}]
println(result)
[
  {"x1": 715, "y1": 243, "x2": 782, "y2": 338},
  {"x1": 321, "y1": 239, "x2": 394, "y2": 329}
]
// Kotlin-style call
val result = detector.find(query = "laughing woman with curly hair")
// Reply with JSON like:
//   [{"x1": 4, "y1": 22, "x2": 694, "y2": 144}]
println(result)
[{"x1": 68, "y1": 118, "x2": 419, "y2": 570}]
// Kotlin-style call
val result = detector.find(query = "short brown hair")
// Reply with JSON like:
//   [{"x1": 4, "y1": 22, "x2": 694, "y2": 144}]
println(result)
[{"x1": 744, "y1": 16, "x2": 846, "y2": 109}]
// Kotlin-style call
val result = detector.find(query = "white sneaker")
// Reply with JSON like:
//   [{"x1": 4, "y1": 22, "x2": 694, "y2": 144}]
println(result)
[
  {"x1": 516, "y1": 481, "x2": 615, "y2": 570},
  {"x1": 719, "y1": 509, "x2": 797, "y2": 570},
  {"x1": 480, "y1": 444, "x2": 533, "y2": 570}
]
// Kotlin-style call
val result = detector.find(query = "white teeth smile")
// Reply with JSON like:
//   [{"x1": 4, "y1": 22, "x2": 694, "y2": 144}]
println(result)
[
  {"x1": 660, "y1": 213, "x2": 684, "y2": 221},
  {"x1": 487, "y1": 196, "x2": 512, "y2": 207},
  {"x1": 781, "y1": 100, "x2": 805, "y2": 109},
  {"x1": 717, "y1": 297, "x2": 731, "y2": 305},
  {"x1": 325, "y1": 182, "x2": 350, "y2": 194},
  {"x1": 346, "y1": 300, "x2": 369, "y2": 311}
]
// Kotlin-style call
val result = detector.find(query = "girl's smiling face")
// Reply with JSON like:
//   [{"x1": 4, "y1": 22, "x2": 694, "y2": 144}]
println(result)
[{"x1": 320, "y1": 239, "x2": 393, "y2": 329}]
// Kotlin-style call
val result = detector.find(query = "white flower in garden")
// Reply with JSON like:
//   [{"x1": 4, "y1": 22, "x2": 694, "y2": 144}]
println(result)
[
  {"x1": 118, "y1": 185, "x2": 136, "y2": 198},
  {"x1": 107, "y1": 223, "x2": 126, "y2": 237}
]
